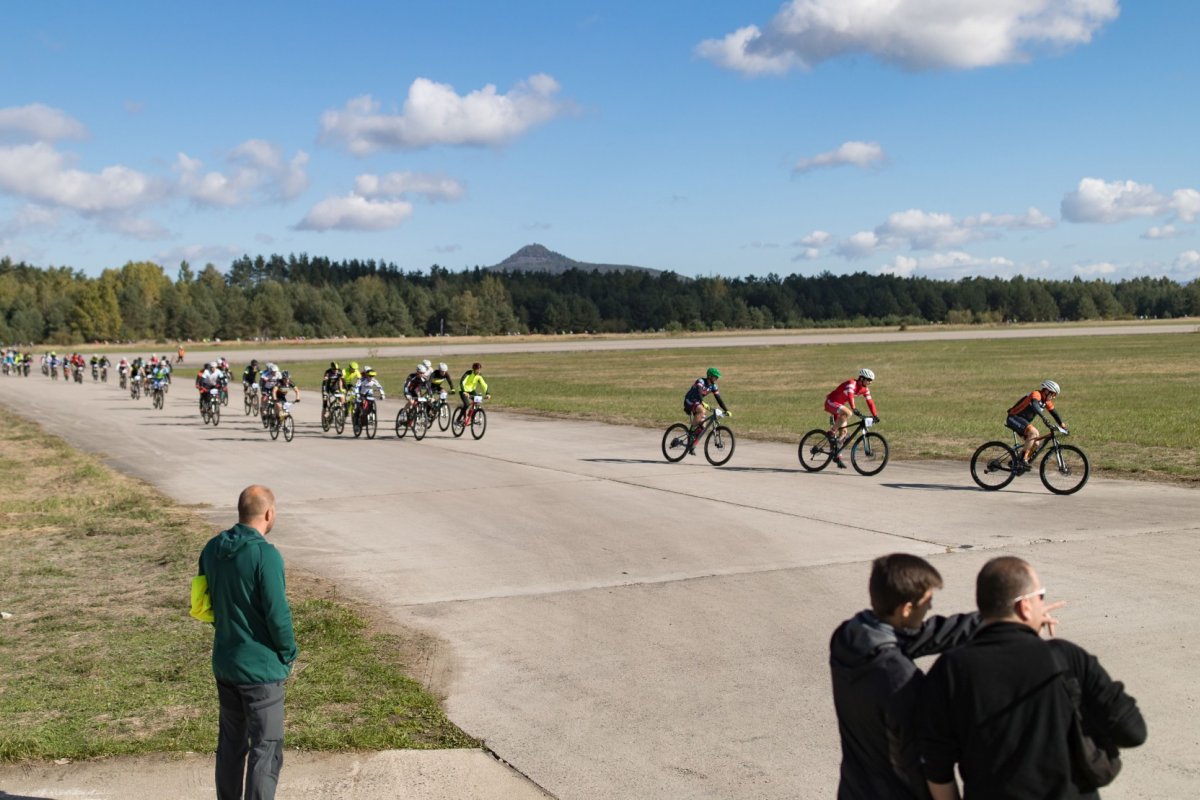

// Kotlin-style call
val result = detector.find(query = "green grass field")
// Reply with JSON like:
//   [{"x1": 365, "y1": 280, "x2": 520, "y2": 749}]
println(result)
[
  {"x1": 0, "y1": 417, "x2": 476, "y2": 761},
  {"x1": 277, "y1": 331, "x2": 1200, "y2": 483}
]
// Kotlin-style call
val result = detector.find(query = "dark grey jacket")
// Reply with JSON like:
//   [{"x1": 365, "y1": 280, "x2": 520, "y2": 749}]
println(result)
[{"x1": 830, "y1": 610, "x2": 980, "y2": 800}]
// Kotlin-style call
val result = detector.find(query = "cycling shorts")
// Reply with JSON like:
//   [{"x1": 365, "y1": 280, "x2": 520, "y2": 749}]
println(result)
[
  {"x1": 1006, "y1": 415, "x2": 1032, "y2": 435},
  {"x1": 684, "y1": 399, "x2": 704, "y2": 414},
  {"x1": 825, "y1": 399, "x2": 848, "y2": 417}
]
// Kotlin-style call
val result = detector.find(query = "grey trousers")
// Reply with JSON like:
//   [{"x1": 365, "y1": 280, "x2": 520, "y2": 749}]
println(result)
[{"x1": 216, "y1": 679, "x2": 285, "y2": 800}]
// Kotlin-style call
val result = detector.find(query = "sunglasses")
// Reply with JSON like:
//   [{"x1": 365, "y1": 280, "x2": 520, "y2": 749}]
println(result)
[{"x1": 1011, "y1": 587, "x2": 1047, "y2": 605}]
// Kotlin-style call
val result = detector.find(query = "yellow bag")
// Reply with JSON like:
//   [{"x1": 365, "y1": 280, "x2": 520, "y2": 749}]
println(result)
[{"x1": 190, "y1": 575, "x2": 214, "y2": 623}]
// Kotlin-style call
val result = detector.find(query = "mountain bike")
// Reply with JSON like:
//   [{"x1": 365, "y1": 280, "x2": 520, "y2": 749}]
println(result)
[
  {"x1": 151, "y1": 381, "x2": 166, "y2": 410},
  {"x1": 100, "y1": 365, "x2": 108, "y2": 383},
  {"x1": 970, "y1": 428, "x2": 1089, "y2": 495},
  {"x1": 351, "y1": 395, "x2": 379, "y2": 439},
  {"x1": 269, "y1": 400, "x2": 296, "y2": 442},
  {"x1": 320, "y1": 390, "x2": 346, "y2": 434},
  {"x1": 661, "y1": 407, "x2": 735, "y2": 466},
  {"x1": 91, "y1": 364, "x2": 99, "y2": 382},
  {"x1": 451, "y1": 395, "x2": 488, "y2": 440},
  {"x1": 244, "y1": 383, "x2": 260, "y2": 416},
  {"x1": 798, "y1": 414, "x2": 889, "y2": 476},
  {"x1": 429, "y1": 391, "x2": 452, "y2": 432},
  {"x1": 130, "y1": 376, "x2": 141, "y2": 400},
  {"x1": 396, "y1": 397, "x2": 430, "y2": 440},
  {"x1": 200, "y1": 388, "x2": 221, "y2": 426}
]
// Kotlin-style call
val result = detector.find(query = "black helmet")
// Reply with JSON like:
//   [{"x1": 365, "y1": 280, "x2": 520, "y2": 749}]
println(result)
[{"x1": 250, "y1": 359, "x2": 259, "y2": 367}]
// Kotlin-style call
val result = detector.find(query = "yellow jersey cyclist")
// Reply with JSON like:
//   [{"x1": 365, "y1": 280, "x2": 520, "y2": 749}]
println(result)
[
  {"x1": 1007, "y1": 380, "x2": 1068, "y2": 470},
  {"x1": 341, "y1": 361, "x2": 361, "y2": 412},
  {"x1": 459, "y1": 362, "x2": 490, "y2": 412}
]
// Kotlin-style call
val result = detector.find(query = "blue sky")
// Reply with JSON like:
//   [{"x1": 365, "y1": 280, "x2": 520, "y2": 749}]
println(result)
[{"x1": 2, "y1": 1, "x2": 1197, "y2": 282}]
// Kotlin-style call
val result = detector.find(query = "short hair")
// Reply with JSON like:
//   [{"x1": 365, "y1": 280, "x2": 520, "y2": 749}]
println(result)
[
  {"x1": 976, "y1": 556, "x2": 1034, "y2": 619},
  {"x1": 869, "y1": 554, "x2": 943, "y2": 617},
  {"x1": 237, "y1": 485, "x2": 275, "y2": 522}
]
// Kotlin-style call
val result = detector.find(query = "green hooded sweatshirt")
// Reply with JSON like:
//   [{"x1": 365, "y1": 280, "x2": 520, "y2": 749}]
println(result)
[{"x1": 198, "y1": 523, "x2": 296, "y2": 684}]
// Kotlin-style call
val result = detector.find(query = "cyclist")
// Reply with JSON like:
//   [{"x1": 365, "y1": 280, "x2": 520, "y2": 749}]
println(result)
[
  {"x1": 242, "y1": 359, "x2": 260, "y2": 391},
  {"x1": 150, "y1": 361, "x2": 170, "y2": 396},
  {"x1": 1007, "y1": 380, "x2": 1067, "y2": 469},
  {"x1": 355, "y1": 365, "x2": 385, "y2": 406},
  {"x1": 342, "y1": 361, "x2": 361, "y2": 413},
  {"x1": 825, "y1": 369, "x2": 879, "y2": 468},
  {"x1": 196, "y1": 362, "x2": 221, "y2": 411},
  {"x1": 403, "y1": 363, "x2": 431, "y2": 417},
  {"x1": 429, "y1": 362, "x2": 456, "y2": 394},
  {"x1": 271, "y1": 370, "x2": 300, "y2": 420},
  {"x1": 458, "y1": 362, "x2": 490, "y2": 413},
  {"x1": 322, "y1": 361, "x2": 343, "y2": 407},
  {"x1": 683, "y1": 368, "x2": 729, "y2": 450}
]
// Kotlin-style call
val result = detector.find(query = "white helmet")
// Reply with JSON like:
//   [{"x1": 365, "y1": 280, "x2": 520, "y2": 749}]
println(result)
[
  {"x1": 206, "y1": 362, "x2": 216, "y2": 370},
  {"x1": 438, "y1": 362, "x2": 448, "y2": 372},
  {"x1": 858, "y1": 368, "x2": 875, "y2": 381},
  {"x1": 422, "y1": 359, "x2": 432, "y2": 370},
  {"x1": 1040, "y1": 379, "x2": 1060, "y2": 395},
  {"x1": 418, "y1": 364, "x2": 429, "y2": 375}
]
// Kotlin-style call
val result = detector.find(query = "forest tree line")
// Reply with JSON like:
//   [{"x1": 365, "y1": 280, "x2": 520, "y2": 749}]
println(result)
[{"x1": 1, "y1": 253, "x2": 1197, "y2": 344}]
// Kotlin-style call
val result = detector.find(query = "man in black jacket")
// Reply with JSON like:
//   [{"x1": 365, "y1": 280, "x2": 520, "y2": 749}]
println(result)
[
  {"x1": 830, "y1": 554, "x2": 980, "y2": 799},
  {"x1": 918, "y1": 556, "x2": 1146, "y2": 800}
]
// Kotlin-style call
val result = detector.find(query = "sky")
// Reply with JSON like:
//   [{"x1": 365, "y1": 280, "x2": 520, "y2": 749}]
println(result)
[{"x1": 2, "y1": 0, "x2": 1198, "y2": 283}]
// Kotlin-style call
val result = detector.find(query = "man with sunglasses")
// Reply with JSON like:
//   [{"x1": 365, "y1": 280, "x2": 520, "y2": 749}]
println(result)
[{"x1": 917, "y1": 557, "x2": 1146, "y2": 799}]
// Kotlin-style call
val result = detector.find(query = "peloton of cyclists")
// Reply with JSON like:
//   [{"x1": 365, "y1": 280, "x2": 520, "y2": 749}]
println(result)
[
  {"x1": 824, "y1": 368, "x2": 879, "y2": 469},
  {"x1": 1006, "y1": 380, "x2": 1067, "y2": 470}
]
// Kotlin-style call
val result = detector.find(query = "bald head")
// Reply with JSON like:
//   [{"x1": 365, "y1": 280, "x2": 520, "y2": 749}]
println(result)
[{"x1": 238, "y1": 485, "x2": 277, "y2": 534}]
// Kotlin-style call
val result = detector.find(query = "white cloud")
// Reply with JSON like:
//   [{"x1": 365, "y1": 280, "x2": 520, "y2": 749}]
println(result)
[
  {"x1": 106, "y1": 215, "x2": 170, "y2": 241},
  {"x1": 1061, "y1": 178, "x2": 1168, "y2": 223},
  {"x1": 0, "y1": 142, "x2": 162, "y2": 213},
  {"x1": 354, "y1": 171, "x2": 466, "y2": 202},
  {"x1": 1, "y1": 204, "x2": 59, "y2": 235},
  {"x1": 797, "y1": 229, "x2": 832, "y2": 247},
  {"x1": 697, "y1": 0, "x2": 1119, "y2": 75},
  {"x1": 880, "y1": 251, "x2": 1018, "y2": 278},
  {"x1": 176, "y1": 140, "x2": 309, "y2": 207},
  {"x1": 1072, "y1": 261, "x2": 1119, "y2": 277},
  {"x1": 1175, "y1": 250, "x2": 1200, "y2": 271},
  {"x1": 794, "y1": 140, "x2": 886, "y2": 173},
  {"x1": 320, "y1": 74, "x2": 569, "y2": 154},
  {"x1": 964, "y1": 208, "x2": 1056, "y2": 230},
  {"x1": 0, "y1": 103, "x2": 88, "y2": 141},
  {"x1": 1142, "y1": 224, "x2": 1183, "y2": 240},
  {"x1": 295, "y1": 194, "x2": 414, "y2": 232},
  {"x1": 831, "y1": 206, "x2": 1055, "y2": 260},
  {"x1": 1171, "y1": 188, "x2": 1200, "y2": 223},
  {"x1": 835, "y1": 230, "x2": 880, "y2": 259},
  {"x1": 792, "y1": 247, "x2": 821, "y2": 262}
]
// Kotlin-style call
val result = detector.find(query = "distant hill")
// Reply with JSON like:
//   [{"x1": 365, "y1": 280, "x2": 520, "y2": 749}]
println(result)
[{"x1": 487, "y1": 244, "x2": 671, "y2": 277}]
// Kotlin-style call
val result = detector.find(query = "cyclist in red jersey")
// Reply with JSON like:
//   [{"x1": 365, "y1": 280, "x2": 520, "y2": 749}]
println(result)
[
  {"x1": 1006, "y1": 379, "x2": 1067, "y2": 468},
  {"x1": 825, "y1": 369, "x2": 879, "y2": 468}
]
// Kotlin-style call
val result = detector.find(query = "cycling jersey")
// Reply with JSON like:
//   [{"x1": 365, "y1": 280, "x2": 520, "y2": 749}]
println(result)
[
  {"x1": 825, "y1": 379, "x2": 878, "y2": 417},
  {"x1": 403, "y1": 372, "x2": 428, "y2": 397},
  {"x1": 342, "y1": 368, "x2": 360, "y2": 391},
  {"x1": 429, "y1": 369, "x2": 455, "y2": 391},
  {"x1": 243, "y1": 366, "x2": 259, "y2": 385},
  {"x1": 355, "y1": 377, "x2": 385, "y2": 399},
  {"x1": 684, "y1": 377, "x2": 725, "y2": 413},
  {"x1": 1007, "y1": 390, "x2": 1063, "y2": 428},
  {"x1": 322, "y1": 369, "x2": 342, "y2": 392},
  {"x1": 460, "y1": 371, "x2": 488, "y2": 396}
]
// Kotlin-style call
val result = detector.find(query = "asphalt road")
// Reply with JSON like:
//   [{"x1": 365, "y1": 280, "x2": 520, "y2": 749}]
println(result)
[{"x1": 1, "y1": 362, "x2": 1196, "y2": 799}]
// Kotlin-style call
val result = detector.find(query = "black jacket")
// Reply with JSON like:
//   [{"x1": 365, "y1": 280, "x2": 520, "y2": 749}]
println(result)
[
  {"x1": 830, "y1": 610, "x2": 980, "y2": 800},
  {"x1": 918, "y1": 623, "x2": 1146, "y2": 799}
]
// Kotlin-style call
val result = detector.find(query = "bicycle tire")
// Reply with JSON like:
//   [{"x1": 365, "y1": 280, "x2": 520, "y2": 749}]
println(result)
[
  {"x1": 412, "y1": 408, "x2": 428, "y2": 440},
  {"x1": 394, "y1": 409, "x2": 409, "y2": 439},
  {"x1": 221, "y1": 391, "x2": 229, "y2": 407},
  {"x1": 470, "y1": 408, "x2": 487, "y2": 440},
  {"x1": 251, "y1": 394, "x2": 260, "y2": 416},
  {"x1": 1040, "y1": 444, "x2": 1089, "y2": 495},
  {"x1": 320, "y1": 404, "x2": 331, "y2": 432},
  {"x1": 704, "y1": 424, "x2": 735, "y2": 466},
  {"x1": 850, "y1": 432, "x2": 889, "y2": 476},
  {"x1": 451, "y1": 408, "x2": 466, "y2": 438},
  {"x1": 970, "y1": 441, "x2": 1019, "y2": 491},
  {"x1": 661, "y1": 422, "x2": 690, "y2": 463},
  {"x1": 333, "y1": 405, "x2": 345, "y2": 435},
  {"x1": 269, "y1": 417, "x2": 280, "y2": 440},
  {"x1": 366, "y1": 411, "x2": 378, "y2": 439},
  {"x1": 282, "y1": 415, "x2": 295, "y2": 442},
  {"x1": 210, "y1": 402, "x2": 220, "y2": 426},
  {"x1": 352, "y1": 411, "x2": 362, "y2": 438},
  {"x1": 244, "y1": 394, "x2": 252, "y2": 415},
  {"x1": 798, "y1": 429, "x2": 834, "y2": 472},
  {"x1": 200, "y1": 404, "x2": 210, "y2": 425},
  {"x1": 153, "y1": 391, "x2": 163, "y2": 410},
  {"x1": 437, "y1": 403, "x2": 450, "y2": 431}
]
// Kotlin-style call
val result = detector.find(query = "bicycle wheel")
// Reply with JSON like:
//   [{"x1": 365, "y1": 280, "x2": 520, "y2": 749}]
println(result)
[
  {"x1": 154, "y1": 390, "x2": 163, "y2": 410},
  {"x1": 352, "y1": 411, "x2": 362, "y2": 438},
  {"x1": 451, "y1": 408, "x2": 466, "y2": 438},
  {"x1": 661, "y1": 422, "x2": 690, "y2": 463},
  {"x1": 1040, "y1": 444, "x2": 1089, "y2": 495},
  {"x1": 244, "y1": 394, "x2": 252, "y2": 415},
  {"x1": 200, "y1": 404, "x2": 210, "y2": 425},
  {"x1": 366, "y1": 411, "x2": 378, "y2": 439},
  {"x1": 333, "y1": 404, "x2": 345, "y2": 435},
  {"x1": 251, "y1": 394, "x2": 260, "y2": 416},
  {"x1": 437, "y1": 402, "x2": 450, "y2": 431},
  {"x1": 269, "y1": 416, "x2": 280, "y2": 440},
  {"x1": 470, "y1": 408, "x2": 487, "y2": 440},
  {"x1": 395, "y1": 409, "x2": 409, "y2": 439},
  {"x1": 320, "y1": 403, "x2": 331, "y2": 432},
  {"x1": 210, "y1": 401, "x2": 220, "y2": 426},
  {"x1": 704, "y1": 424, "x2": 735, "y2": 466},
  {"x1": 970, "y1": 441, "x2": 1019, "y2": 491},
  {"x1": 411, "y1": 408, "x2": 427, "y2": 440},
  {"x1": 798, "y1": 429, "x2": 834, "y2": 472},
  {"x1": 282, "y1": 415, "x2": 295, "y2": 442},
  {"x1": 850, "y1": 432, "x2": 889, "y2": 476},
  {"x1": 221, "y1": 391, "x2": 229, "y2": 407}
]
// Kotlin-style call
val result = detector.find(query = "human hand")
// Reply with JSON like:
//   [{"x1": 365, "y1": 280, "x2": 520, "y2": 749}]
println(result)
[{"x1": 1041, "y1": 600, "x2": 1067, "y2": 638}]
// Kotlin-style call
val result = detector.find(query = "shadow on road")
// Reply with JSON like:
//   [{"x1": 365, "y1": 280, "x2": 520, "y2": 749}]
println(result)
[
  {"x1": 1, "y1": 790, "x2": 56, "y2": 800},
  {"x1": 880, "y1": 482, "x2": 979, "y2": 492},
  {"x1": 581, "y1": 458, "x2": 666, "y2": 465},
  {"x1": 717, "y1": 465, "x2": 805, "y2": 474}
]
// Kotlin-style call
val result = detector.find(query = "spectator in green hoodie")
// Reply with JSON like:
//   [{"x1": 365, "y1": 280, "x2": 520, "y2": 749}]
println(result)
[{"x1": 199, "y1": 485, "x2": 296, "y2": 800}]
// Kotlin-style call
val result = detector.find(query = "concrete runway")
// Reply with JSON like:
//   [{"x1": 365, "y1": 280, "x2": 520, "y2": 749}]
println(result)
[{"x1": 1, "y1": 368, "x2": 1196, "y2": 799}]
